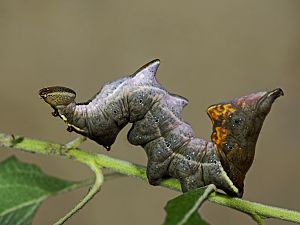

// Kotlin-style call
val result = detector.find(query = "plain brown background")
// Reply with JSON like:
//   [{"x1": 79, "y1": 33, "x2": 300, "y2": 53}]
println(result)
[{"x1": 0, "y1": 1, "x2": 299, "y2": 225}]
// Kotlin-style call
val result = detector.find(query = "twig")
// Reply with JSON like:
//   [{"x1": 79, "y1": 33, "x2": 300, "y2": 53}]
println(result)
[
  {"x1": 1, "y1": 133, "x2": 300, "y2": 224},
  {"x1": 251, "y1": 214, "x2": 266, "y2": 225},
  {"x1": 54, "y1": 163, "x2": 103, "y2": 225}
]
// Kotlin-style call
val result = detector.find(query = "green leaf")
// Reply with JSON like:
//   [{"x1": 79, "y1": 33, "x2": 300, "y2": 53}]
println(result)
[
  {"x1": 0, "y1": 156, "x2": 83, "y2": 225},
  {"x1": 163, "y1": 187, "x2": 213, "y2": 225}
]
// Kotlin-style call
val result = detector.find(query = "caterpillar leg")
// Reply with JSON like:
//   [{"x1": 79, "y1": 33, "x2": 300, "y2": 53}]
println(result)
[
  {"x1": 143, "y1": 137, "x2": 175, "y2": 186},
  {"x1": 146, "y1": 157, "x2": 173, "y2": 186},
  {"x1": 179, "y1": 172, "x2": 205, "y2": 192}
]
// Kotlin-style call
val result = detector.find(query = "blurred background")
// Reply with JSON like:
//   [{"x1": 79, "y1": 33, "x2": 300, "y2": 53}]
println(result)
[{"x1": 0, "y1": 0, "x2": 299, "y2": 224}]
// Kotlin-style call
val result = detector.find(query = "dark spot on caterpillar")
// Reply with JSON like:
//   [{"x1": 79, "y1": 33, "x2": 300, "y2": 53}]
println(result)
[
  {"x1": 225, "y1": 143, "x2": 233, "y2": 151},
  {"x1": 234, "y1": 118, "x2": 241, "y2": 125},
  {"x1": 39, "y1": 59, "x2": 283, "y2": 198}
]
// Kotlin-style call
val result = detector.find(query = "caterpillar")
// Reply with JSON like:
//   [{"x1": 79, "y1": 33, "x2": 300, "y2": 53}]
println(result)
[{"x1": 39, "y1": 59, "x2": 283, "y2": 197}]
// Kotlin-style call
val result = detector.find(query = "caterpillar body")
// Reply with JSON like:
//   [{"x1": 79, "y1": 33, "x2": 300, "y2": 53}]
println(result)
[{"x1": 39, "y1": 60, "x2": 283, "y2": 197}]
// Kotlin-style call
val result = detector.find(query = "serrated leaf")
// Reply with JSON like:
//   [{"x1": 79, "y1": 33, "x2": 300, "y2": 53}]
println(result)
[
  {"x1": 0, "y1": 156, "x2": 83, "y2": 225},
  {"x1": 163, "y1": 187, "x2": 211, "y2": 225}
]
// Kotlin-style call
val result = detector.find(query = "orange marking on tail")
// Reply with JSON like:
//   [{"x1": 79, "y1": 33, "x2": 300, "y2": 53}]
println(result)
[
  {"x1": 207, "y1": 104, "x2": 236, "y2": 121},
  {"x1": 212, "y1": 127, "x2": 229, "y2": 145}
]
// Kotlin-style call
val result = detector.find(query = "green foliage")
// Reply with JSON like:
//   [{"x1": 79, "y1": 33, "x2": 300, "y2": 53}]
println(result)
[
  {"x1": 0, "y1": 156, "x2": 82, "y2": 225},
  {"x1": 164, "y1": 187, "x2": 210, "y2": 225}
]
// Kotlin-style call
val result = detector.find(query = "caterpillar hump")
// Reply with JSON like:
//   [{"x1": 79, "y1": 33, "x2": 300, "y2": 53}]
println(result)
[{"x1": 39, "y1": 60, "x2": 283, "y2": 197}]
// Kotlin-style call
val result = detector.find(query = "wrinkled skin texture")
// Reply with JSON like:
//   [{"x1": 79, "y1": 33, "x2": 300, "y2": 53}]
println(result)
[{"x1": 39, "y1": 60, "x2": 283, "y2": 197}]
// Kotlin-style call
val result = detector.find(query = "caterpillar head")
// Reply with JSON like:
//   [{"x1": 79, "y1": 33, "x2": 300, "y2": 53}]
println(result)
[
  {"x1": 39, "y1": 86, "x2": 76, "y2": 117},
  {"x1": 207, "y1": 88, "x2": 284, "y2": 194}
]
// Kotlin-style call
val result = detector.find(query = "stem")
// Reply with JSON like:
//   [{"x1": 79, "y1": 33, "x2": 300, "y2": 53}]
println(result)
[
  {"x1": 1, "y1": 133, "x2": 300, "y2": 224},
  {"x1": 209, "y1": 193, "x2": 300, "y2": 223},
  {"x1": 54, "y1": 162, "x2": 103, "y2": 225},
  {"x1": 251, "y1": 214, "x2": 266, "y2": 225},
  {"x1": 103, "y1": 172, "x2": 125, "y2": 181},
  {"x1": 64, "y1": 136, "x2": 87, "y2": 149}
]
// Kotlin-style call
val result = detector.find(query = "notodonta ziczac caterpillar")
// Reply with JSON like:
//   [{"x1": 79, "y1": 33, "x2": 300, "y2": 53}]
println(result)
[{"x1": 39, "y1": 59, "x2": 283, "y2": 197}]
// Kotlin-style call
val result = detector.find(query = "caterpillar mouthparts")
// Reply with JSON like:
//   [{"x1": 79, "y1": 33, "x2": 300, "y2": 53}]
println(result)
[{"x1": 39, "y1": 60, "x2": 283, "y2": 197}]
